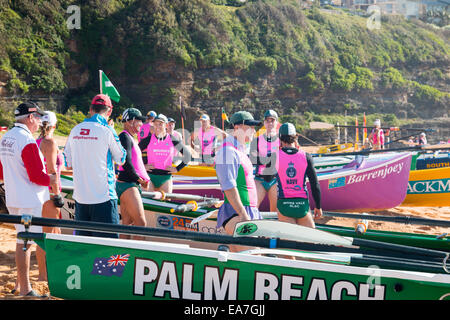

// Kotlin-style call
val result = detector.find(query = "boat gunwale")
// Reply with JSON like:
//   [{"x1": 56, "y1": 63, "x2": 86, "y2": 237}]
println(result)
[{"x1": 315, "y1": 152, "x2": 411, "y2": 181}]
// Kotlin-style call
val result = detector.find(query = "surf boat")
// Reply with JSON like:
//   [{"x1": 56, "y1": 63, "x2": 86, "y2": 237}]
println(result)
[{"x1": 1, "y1": 214, "x2": 449, "y2": 301}]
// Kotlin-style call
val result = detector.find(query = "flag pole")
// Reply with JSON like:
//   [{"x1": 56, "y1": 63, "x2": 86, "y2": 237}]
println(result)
[
  {"x1": 99, "y1": 70, "x2": 103, "y2": 94},
  {"x1": 180, "y1": 96, "x2": 185, "y2": 145},
  {"x1": 222, "y1": 108, "x2": 224, "y2": 131},
  {"x1": 363, "y1": 112, "x2": 367, "y2": 148}
]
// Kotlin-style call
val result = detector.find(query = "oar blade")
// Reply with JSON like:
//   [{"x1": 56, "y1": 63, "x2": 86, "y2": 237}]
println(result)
[{"x1": 233, "y1": 220, "x2": 354, "y2": 247}]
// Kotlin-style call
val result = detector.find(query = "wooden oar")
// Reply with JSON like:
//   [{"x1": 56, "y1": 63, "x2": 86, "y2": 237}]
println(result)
[
  {"x1": 190, "y1": 210, "x2": 218, "y2": 225},
  {"x1": 323, "y1": 211, "x2": 450, "y2": 228},
  {"x1": 240, "y1": 248, "x2": 445, "y2": 273}
]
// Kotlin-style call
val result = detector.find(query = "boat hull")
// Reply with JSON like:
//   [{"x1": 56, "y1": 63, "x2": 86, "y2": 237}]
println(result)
[
  {"x1": 401, "y1": 166, "x2": 450, "y2": 207},
  {"x1": 38, "y1": 233, "x2": 450, "y2": 300},
  {"x1": 307, "y1": 153, "x2": 411, "y2": 212}
]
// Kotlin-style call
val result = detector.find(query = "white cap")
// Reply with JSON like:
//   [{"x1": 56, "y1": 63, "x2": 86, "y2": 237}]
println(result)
[
  {"x1": 420, "y1": 132, "x2": 426, "y2": 137},
  {"x1": 42, "y1": 111, "x2": 57, "y2": 126},
  {"x1": 374, "y1": 119, "x2": 381, "y2": 127},
  {"x1": 200, "y1": 114, "x2": 210, "y2": 121}
]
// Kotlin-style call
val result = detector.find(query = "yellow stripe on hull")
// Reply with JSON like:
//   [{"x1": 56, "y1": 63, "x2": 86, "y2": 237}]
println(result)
[
  {"x1": 401, "y1": 167, "x2": 450, "y2": 207},
  {"x1": 317, "y1": 143, "x2": 353, "y2": 154},
  {"x1": 174, "y1": 165, "x2": 217, "y2": 177}
]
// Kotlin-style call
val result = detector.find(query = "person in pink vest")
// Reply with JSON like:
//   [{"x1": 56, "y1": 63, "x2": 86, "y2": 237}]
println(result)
[
  {"x1": 249, "y1": 109, "x2": 280, "y2": 212},
  {"x1": 167, "y1": 117, "x2": 182, "y2": 141},
  {"x1": 368, "y1": 119, "x2": 384, "y2": 150},
  {"x1": 215, "y1": 111, "x2": 262, "y2": 250},
  {"x1": 276, "y1": 123, "x2": 322, "y2": 228},
  {"x1": 116, "y1": 108, "x2": 150, "y2": 240},
  {"x1": 190, "y1": 114, "x2": 225, "y2": 164},
  {"x1": 0, "y1": 102, "x2": 57, "y2": 297},
  {"x1": 139, "y1": 114, "x2": 191, "y2": 193},
  {"x1": 138, "y1": 110, "x2": 156, "y2": 142}
]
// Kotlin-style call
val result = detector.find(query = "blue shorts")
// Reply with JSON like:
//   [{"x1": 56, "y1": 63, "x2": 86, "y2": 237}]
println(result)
[
  {"x1": 74, "y1": 199, "x2": 120, "y2": 238},
  {"x1": 255, "y1": 176, "x2": 277, "y2": 191}
]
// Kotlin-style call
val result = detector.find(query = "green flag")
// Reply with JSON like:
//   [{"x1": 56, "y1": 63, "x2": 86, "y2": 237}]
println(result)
[{"x1": 100, "y1": 70, "x2": 120, "y2": 102}]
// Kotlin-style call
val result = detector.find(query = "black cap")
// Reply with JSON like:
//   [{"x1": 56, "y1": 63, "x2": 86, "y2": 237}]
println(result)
[{"x1": 14, "y1": 102, "x2": 45, "y2": 117}]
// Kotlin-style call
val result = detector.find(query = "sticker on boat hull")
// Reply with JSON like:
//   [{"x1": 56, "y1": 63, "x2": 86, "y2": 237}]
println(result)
[
  {"x1": 328, "y1": 177, "x2": 346, "y2": 189},
  {"x1": 235, "y1": 223, "x2": 258, "y2": 235}
]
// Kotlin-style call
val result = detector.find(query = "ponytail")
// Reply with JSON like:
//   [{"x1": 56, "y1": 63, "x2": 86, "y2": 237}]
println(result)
[{"x1": 39, "y1": 121, "x2": 52, "y2": 139}]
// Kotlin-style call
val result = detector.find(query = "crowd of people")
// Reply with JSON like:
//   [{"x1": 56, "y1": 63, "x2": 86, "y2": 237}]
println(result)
[{"x1": 0, "y1": 95, "x2": 325, "y2": 297}]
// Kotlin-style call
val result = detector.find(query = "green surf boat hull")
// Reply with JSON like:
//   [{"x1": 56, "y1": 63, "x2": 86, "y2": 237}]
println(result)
[{"x1": 34, "y1": 233, "x2": 450, "y2": 300}]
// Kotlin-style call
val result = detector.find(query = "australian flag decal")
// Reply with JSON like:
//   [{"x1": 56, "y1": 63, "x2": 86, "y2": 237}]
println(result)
[{"x1": 91, "y1": 254, "x2": 130, "y2": 277}]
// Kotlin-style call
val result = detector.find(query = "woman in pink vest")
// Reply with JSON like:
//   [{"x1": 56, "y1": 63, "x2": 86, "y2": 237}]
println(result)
[
  {"x1": 276, "y1": 123, "x2": 322, "y2": 228},
  {"x1": 139, "y1": 114, "x2": 191, "y2": 193},
  {"x1": 190, "y1": 114, "x2": 225, "y2": 164},
  {"x1": 138, "y1": 110, "x2": 156, "y2": 142},
  {"x1": 116, "y1": 108, "x2": 150, "y2": 240},
  {"x1": 249, "y1": 109, "x2": 280, "y2": 212},
  {"x1": 368, "y1": 119, "x2": 384, "y2": 150}
]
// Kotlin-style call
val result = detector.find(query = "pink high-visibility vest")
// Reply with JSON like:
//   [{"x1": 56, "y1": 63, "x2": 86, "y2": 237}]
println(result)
[
  {"x1": 256, "y1": 135, "x2": 279, "y2": 175},
  {"x1": 145, "y1": 134, "x2": 175, "y2": 170},
  {"x1": 138, "y1": 123, "x2": 152, "y2": 142},
  {"x1": 198, "y1": 126, "x2": 216, "y2": 155},
  {"x1": 276, "y1": 149, "x2": 308, "y2": 199}
]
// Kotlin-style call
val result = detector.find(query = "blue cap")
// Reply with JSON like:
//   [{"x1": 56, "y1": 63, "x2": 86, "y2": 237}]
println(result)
[{"x1": 147, "y1": 110, "x2": 157, "y2": 118}]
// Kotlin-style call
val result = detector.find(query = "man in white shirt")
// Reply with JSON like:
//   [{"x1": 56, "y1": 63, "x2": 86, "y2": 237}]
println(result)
[
  {"x1": 0, "y1": 102, "x2": 57, "y2": 297},
  {"x1": 64, "y1": 94, "x2": 126, "y2": 238}
]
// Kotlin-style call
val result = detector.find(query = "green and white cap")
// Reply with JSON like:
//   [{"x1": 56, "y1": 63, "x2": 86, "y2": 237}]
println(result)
[
  {"x1": 229, "y1": 111, "x2": 261, "y2": 126},
  {"x1": 121, "y1": 108, "x2": 146, "y2": 122},
  {"x1": 264, "y1": 109, "x2": 278, "y2": 120},
  {"x1": 279, "y1": 122, "x2": 297, "y2": 137},
  {"x1": 154, "y1": 113, "x2": 168, "y2": 124}
]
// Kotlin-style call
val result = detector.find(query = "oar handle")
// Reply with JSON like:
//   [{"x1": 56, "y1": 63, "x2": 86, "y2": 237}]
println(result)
[
  {"x1": 170, "y1": 199, "x2": 222, "y2": 213},
  {"x1": 170, "y1": 201, "x2": 198, "y2": 213},
  {"x1": 351, "y1": 237, "x2": 448, "y2": 260}
]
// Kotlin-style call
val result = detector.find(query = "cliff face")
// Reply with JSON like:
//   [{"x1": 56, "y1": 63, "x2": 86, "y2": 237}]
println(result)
[{"x1": 0, "y1": 0, "x2": 448, "y2": 132}]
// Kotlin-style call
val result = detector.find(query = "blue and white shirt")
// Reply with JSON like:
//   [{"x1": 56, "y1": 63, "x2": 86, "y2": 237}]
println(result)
[{"x1": 64, "y1": 114, "x2": 126, "y2": 204}]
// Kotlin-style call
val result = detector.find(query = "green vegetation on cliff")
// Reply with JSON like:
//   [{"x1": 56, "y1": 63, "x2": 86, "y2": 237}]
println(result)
[{"x1": 0, "y1": 0, "x2": 448, "y2": 122}]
